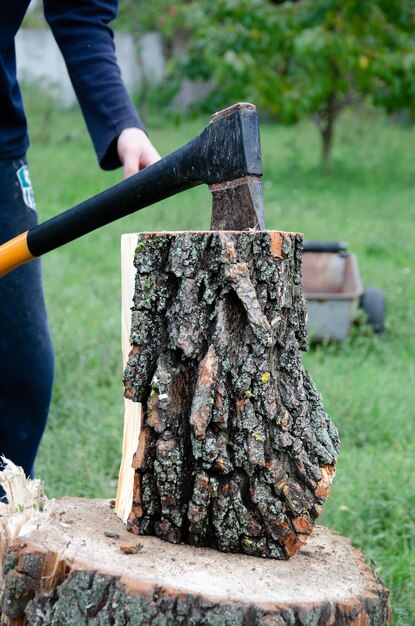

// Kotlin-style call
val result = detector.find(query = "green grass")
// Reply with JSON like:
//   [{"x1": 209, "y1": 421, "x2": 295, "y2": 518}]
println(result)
[{"x1": 23, "y1": 91, "x2": 414, "y2": 624}]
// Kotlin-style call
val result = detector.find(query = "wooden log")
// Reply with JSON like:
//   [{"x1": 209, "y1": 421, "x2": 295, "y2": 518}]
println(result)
[
  {"x1": 115, "y1": 234, "x2": 141, "y2": 524},
  {"x1": 121, "y1": 230, "x2": 340, "y2": 558},
  {"x1": 0, "y1": 497, "x2": 392, "y2": 625}
]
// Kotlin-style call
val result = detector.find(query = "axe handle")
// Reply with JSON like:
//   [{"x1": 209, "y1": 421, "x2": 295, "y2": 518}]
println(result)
[
  {"x1": 0, "y1": 103, "x2": 262, "y2": 278},
  {"x1": 0, "y1": 145, "x2": 199, "y2": 278},
  {"x1": 0, "y1": 231, "x2": 35, "y2": 278}
]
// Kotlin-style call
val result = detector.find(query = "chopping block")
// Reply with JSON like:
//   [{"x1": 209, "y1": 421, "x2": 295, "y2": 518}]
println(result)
[{"x1": 0, "y1": 497, "x2": 391, "y2": 625}]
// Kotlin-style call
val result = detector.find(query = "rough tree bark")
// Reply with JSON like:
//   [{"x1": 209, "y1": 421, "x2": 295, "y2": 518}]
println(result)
[
  {"x1": 123, "y1": 230, "x2": 340, "y2": 559},
  {"x1": 0, "y1": 498, "x2": 392, "y2": 626}
]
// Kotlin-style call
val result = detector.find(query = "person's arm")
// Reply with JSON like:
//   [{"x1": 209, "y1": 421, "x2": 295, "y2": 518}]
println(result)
[{"x1": 43, "y1": 0, "x2": 160, "y2": 176}]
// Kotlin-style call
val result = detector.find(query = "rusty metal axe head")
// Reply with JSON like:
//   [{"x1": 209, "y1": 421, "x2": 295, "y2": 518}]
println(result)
[
  {"x1": 208, "y1": 103, "x2": 265, "y2": 231},
  {"x1": 181, "y1": 102, "x2": 265, "y2": 230}
]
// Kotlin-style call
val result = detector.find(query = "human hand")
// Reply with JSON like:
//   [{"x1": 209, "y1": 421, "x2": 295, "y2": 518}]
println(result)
[{"x1": 117, "y1": 127, "x2": 161, "y2": 179}]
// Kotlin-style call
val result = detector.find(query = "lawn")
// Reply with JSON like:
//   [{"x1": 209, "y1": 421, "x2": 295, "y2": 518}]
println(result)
[{"x1": 22, "y1": 91, "x2": 415, "y2": 625}]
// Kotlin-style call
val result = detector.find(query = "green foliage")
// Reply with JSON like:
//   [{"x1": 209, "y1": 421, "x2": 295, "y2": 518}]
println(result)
[
  {"x1": 169, "y1": 0, "x2": 415, "y2": 161},
  {"x1": 115, "y1": 0, "x2": 187, "y2": 37},
  {"x1": 22, "y1": 0, "x2": 187, "y2": 38},
  {"x1": 116, "y1": 0, "x2": 157, "y2": 33}
]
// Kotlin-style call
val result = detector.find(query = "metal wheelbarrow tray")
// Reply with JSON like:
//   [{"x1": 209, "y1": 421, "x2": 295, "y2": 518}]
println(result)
[{"x1": 301, "y1": 241, "x2": 385, "y2": 341}]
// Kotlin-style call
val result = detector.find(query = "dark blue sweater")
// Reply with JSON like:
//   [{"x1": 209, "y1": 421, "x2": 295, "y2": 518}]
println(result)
[{"x1": 0, "y1": 0, "x2": 145, "y2": 169}]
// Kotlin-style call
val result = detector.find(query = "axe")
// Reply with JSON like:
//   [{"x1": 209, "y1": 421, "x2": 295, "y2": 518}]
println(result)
[{"x1": 0, "y1": 102, "x2": 265, "y2": 278}]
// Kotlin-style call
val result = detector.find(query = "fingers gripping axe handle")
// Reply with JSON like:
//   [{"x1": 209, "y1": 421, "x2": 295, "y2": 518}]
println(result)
[{"x1": 0, "y1": 102, "x2": 265, "y2": 278}]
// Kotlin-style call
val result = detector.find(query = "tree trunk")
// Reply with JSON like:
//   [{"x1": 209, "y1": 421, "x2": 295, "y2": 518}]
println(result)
[
  {"x1": 122, "y1": 230, "x2": 340, "y2": 559},
  {"x1": 321, "y1": 123, "x2": 334, "y2": 166},
  {"x1": 316, "y1": 92, "x2": 337, "y2": 166},
  {"x1": 0, "y1": 497, "x2": 392, "y2": 626}
]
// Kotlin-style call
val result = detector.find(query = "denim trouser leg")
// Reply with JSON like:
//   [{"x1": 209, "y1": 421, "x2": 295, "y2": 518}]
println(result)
[{"x1": 0, "y1": 157, "x2": 54, "y2": 488}]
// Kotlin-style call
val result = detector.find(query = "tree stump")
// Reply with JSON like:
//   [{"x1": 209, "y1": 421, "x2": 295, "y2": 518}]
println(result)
[
  {"x1": 121, "y1": 230, "x2": 340, "y2": 559},
  {"x1": 0, "y1": 497, "x2": 391, "y2": 625}
]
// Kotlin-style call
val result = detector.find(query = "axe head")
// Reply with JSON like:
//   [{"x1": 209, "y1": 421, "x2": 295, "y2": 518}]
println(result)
[{"x1": 205, "y1": 103, "x2": 265, "y2": 231}]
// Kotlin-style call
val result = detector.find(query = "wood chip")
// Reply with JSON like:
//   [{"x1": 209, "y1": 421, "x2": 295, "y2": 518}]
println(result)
[
  {"x1": 104, "y1": 531, "x2": 120, "y2": 539},
  {"x1": 120, "y1": 542, "x2": 143, "y2": 555}
]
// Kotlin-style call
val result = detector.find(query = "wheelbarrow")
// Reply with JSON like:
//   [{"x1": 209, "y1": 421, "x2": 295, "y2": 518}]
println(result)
[{"x1": 301, "y1": 241, "x2": 385, "y2": 341}]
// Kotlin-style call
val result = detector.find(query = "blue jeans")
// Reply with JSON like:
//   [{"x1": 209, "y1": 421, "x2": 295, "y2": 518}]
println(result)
[{"x1": 0, "y1": 157, "x2": 54, "y2": 492}]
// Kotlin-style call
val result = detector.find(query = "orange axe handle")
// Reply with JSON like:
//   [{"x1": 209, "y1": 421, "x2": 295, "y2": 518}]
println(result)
[{"x1": 0, "y1": 231, "x2": 34, "y2": 278}]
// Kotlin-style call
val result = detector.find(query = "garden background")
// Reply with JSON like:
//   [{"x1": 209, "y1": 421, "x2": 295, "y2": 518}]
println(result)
[{"x1": 17, "y1": 2, "x2": 415, "y2": 624}]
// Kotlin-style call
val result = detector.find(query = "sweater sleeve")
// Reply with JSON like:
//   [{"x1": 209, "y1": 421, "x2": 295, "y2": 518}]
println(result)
[{"x1": 43, "y1": 0, "x2": 146, "y2": 170}]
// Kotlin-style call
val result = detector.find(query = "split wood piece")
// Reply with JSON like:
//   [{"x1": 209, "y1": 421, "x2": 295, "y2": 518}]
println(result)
[
  {"x1": 122, "y1": 231, "x2": 340, "y2": 559},
  {"x1": 0, "y1": 498, "x2": 391, "y2": 626},
  {"x1": 115, "y1": 234, "x2": 141, "y2": 523}
]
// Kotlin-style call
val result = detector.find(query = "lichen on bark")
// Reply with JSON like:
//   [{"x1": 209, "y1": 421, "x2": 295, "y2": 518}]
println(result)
[{"x1": 123, "y1": 231, "x2": 340, "y2": 558}]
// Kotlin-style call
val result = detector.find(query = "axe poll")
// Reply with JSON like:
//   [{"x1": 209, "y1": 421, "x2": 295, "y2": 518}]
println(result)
[{"x1": 0, "y1": 102, "x2": 265, "y2": 278}]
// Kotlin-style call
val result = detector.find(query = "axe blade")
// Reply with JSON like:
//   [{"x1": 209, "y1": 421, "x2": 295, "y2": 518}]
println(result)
[
  {"x1": 208, "y1": 103, "x2": 265, "y2": 231},
  {"x1": 210, "y1": 175, "x2": 265, "y2": 231}
]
